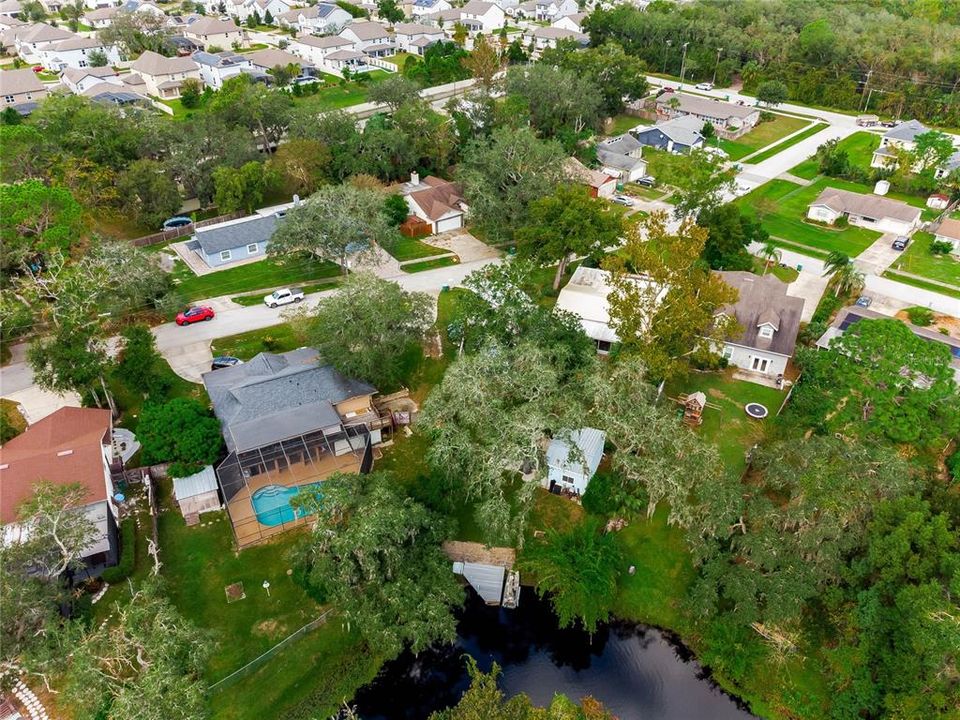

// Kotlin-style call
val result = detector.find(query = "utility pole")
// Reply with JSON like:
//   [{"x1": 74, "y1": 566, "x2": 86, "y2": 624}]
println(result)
[
  {"x1": 679, "y1": 41, "x2": 689, "y2": 90},
  {"x1": 862, "y1": 87, "x2": 875, "y2": 114},
  {"x1": 859, "y1": 69, "x2": 873, "y2": 112},
  {"x1": 662, "y1": 39, "x2": 671, "y2": 74},
  {"x1": 712, "y1": 47, "x2": 723, "y2": 85}
]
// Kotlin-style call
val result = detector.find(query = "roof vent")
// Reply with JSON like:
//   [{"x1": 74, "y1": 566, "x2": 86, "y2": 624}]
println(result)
[
  {"x1": 57, "y1": 449, "x2": 74, "y2": 457},
  {"x1": 0, "y1": 464, "x2": 8, "y2": 470}
]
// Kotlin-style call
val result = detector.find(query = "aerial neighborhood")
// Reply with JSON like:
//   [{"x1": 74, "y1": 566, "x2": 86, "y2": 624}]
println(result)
[{"x1": 1, "y1": 0, "x2": 960, "y2": 719}]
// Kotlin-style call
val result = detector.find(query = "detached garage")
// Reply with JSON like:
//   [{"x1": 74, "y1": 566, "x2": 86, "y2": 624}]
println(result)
[{"x1": 173, "y1": 465, "x2": 221, "y2": 523}]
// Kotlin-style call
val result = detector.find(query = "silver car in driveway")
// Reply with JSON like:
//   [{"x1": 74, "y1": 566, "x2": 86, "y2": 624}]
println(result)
[{"x1": 612, "y1": 195, "x2": 635, "y2": 207}]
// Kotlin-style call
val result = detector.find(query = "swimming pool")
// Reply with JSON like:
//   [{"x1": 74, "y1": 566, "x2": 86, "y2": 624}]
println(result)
[{"x1": 250, "y1": 483, "x2": 321, "y2": 527}]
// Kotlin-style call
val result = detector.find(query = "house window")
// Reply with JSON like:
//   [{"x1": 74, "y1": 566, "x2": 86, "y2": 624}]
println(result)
[
  {"x1": 751, "y1": 356, "x2": 769, "y2": 373},
  {"x1": 758, "y1": 326, "x2": 774, "y2": 339},
  {"x1": 220, "y1": 250, "x2": 232, "y2": 261},
  {"x1": 247, "y1": 243, "x2": 258, "y2": 254},
  {"x1": 3, "y1": 95, "x2": 13, "y2": 103},
  {"x1": 562, "y1": 475, "x2": 576, "y2": 485},
  {"x1": 722, "y1": 346, "x2": 733, "y2": 359},
  {"x1": 596, "y1": 339, "x2": 612, "y2": 354}
]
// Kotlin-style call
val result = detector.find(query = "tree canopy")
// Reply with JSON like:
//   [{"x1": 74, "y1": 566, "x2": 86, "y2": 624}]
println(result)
[{"x1": 137, "y1": 398, "x2": 223, "y2": 476}]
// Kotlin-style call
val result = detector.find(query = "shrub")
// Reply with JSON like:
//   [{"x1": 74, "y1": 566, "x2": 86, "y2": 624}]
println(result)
[
  {"x1": 931, "y1": 240, "x2": 954, "y2": 255},
  {"x1": 906, "y1": 306, "x2": 934, "y2": 326},
  {"x1": 947, "y1": 449, "x2": 960, "y2": 481},
  {"x1": 101, "y1": 518, "x2": 136, "y2": 584},
  {"x1": 834, "y1": 215, "x2": 849, "y2": 228},
  {"x1": 581, "y1": 470, "x2": 621, "y2": 517}
]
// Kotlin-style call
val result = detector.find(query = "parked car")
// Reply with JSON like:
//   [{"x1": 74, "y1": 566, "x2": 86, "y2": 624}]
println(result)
[
  {"x1": 695, "y1": 82, "x2": 713, "y2": 91},
  {"x1": 162, "y1": 216, "x2": 193, "y2": 230},
  {"x1": 176, "y1": 306, "x2": 215, "y2": 325},
  {"x1": 211, "y1": 356, "x2": 243, "y2": 371},
  {"x1": 880, "y1": 121, "x2": 897, "y2": 128},
  {"x1": 263, "y1": 288, "x2": 304, "y2": 308},
  {"x1": 612, "y1": 195, "x2": 635, "y2": 207},
  {"x1": 635, "y1": 176, "x2": 657, "y2": 188},
  {"x1": 32, "y1": 65, "x2": 43, "y2": 73},
  {"x1": 892, "y1": 236, "x2": 910, "y2": 251},
  {"x1": 855, "y1": 296, "x2": 873, "y2": 308}
]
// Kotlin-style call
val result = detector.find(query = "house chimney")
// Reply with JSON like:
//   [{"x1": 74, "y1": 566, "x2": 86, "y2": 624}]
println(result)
[{"x1": 410, "y1": 172, "x2": 420, "y2": 186}]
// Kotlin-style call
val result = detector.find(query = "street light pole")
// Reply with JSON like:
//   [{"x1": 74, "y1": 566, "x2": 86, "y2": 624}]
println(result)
[
  {"x1": 712, "y1": 47, "x2": 723, "y2": 85},
  {"x1": 679, "y1": 42, "x2": 689, "y2": 90},
  {"x1": 662, "y1": 39, "x2": 671, "y2": 74}
]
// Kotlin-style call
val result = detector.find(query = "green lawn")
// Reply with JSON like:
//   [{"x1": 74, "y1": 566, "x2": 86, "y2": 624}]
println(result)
[
  {"x1": 107, "y1": 359, "x2": 203, "y2": 432},
  {"x1": 293, "y1": 70, "x2": 391, "y2": 111},
  {"x1": 172, "y1": 256, "x2": 342, "y2": 302},
  {"x1": 714, "y1": 115, "x2": 809, "y2": 161},
  {"x1": 230, "y1": 278, "x2": 340, "y2": 306},
  {"x1": 752, "y1": 256, "x2": 799, "y2": 284},
  {"x1": 211, "y1": 324, "x2": 304, "y2": 360},
  {"x1": 386, "y1": 236, "x2": 449, "y2": 261},
  {"x1": 889, "y1": 231, "x2": 960, "y2": 287},
  {"x1": 882, "y1": 270, "x2": 960, "y2": 299},
  {"x1": 746, "y1": 122, "x2": 828, "y2": 164},
  {"x1": 400, "y1": 256, "x2": 460, "y2": 273},
  {"x1": 382, "y1": 52, "x2": 419, "y2": 69},
  {"x1": 623, "y1": 184, "x2": 667, "y2": 201},
  {"x1": 789, "y1": 130, "x2": 880, "y2": 180},
  {"x1": 663, "y1": 370, "x2": 786, "y2": 477},
  {"x1": 607, "y1": 114, "x2": 651, "y2": 135},
  {"x1": 737, "y1": 178, "x2": 882, "y2": 257}
]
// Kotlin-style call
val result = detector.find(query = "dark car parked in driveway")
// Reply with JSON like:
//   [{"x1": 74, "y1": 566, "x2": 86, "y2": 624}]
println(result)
[
  {"x1": 892, "y1": 236, "x2": 909, "y2": 251},
  {"x1": 210, "y1": 356, "x2": 243, "y2": 371},
  {"x1": 176, "y1": 306, "x2": 215, "y2": 325}
]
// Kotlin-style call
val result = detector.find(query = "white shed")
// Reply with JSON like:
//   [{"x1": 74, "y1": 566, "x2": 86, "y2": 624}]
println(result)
[
  {"x1": 172, "y1": 465, "x2": 221, "y2": 520},
  {"x1": 544, "y1": 427, "x2": 606, "y2": 495}
]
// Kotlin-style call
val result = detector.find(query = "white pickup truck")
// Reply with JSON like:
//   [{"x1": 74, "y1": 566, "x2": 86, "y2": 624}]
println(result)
[{"x1": 263, "y1": 288, "x2": 304, "y2": 308}]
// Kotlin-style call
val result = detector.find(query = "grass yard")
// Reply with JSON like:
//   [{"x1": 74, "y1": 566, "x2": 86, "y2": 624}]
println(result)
[
  {"x1": 386, "y1": 236, "x2": 449, "y2": 261},
  {"x1": 746, "y1": 122, "x2": 828, "y2": 164},
  {"x1": 737, "y1": 178, "x2": 882, "y2": 257},
  {"x1": 715, "y1": 115, "x2": 809, "y2": 161},
  {"x1": 211, "y1": 324, "x2": 304, "y2": 360},
  {"x1": 293, "y1": 71, "x2": 390, "y2": 111},
  {"x1": 623, "y1": 183, "x2": 667, "y2": 201},
  {"x1": 172, "y1": 256, "x2": 342, "y2": 302},
  {"x1": 752, "y1": 257, "x2": 800, "y2": 284},
  {"x1": 663, "y1": 369, "x2": 786, "y2": 477},
  {"x1": 383, "y1": 52, "x2": 419, "y2": 69},
  {"x1": 882, "y1": 270, "x2": 960, "y2": 299},
  {"x1": 789, "y1": 130, "x2": 880, "y2": 180},
  {"x1": 607, "y1": 114, "x2": 651, "y2": 135},
  {"x1": 230, "y1": 278, "x2": 340, "y2": 306},
  {"x1": 889, "y1": 231, "x2": 960, "y2": 287},
  {"x1": 400, "y1": 256, "x2": 460, "y2": 273}
]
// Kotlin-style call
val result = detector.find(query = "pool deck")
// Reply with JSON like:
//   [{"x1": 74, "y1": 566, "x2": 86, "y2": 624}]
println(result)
[{"x1": 227, "y1": 452, "x2": 363, "y2": 548}]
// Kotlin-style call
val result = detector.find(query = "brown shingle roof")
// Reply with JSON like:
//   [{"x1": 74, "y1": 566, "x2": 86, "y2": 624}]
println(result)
[
  {"x1": 408, "y1": 177, "x2": 465, "y2": 222},
  {"x1": 131, "y1": 49, "x2": 198, "y2": 76},
  {"x1": 935, "y1": 217, "x2": 960, "y2": 241},
  {"x1": 0, "y1": 67, "x2": 44, "y2": 95},
  {"x1": 656, "y1": 93, "x2": 758, "y2": 121},
  {"x1": 810, "y1": 188, "x2": 921, "y2": 224},
  {"x1": 0, "y1": 407, "x2": 112, "y2": 523}
]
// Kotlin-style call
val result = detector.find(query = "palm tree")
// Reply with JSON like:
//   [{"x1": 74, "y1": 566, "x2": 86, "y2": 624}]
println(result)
[
  {"x1": 822, "y1": 251, "x2": 864, "y2": 297},
  {"x1": 758, "y1": 240, "x2": 781, "y2": 274}
]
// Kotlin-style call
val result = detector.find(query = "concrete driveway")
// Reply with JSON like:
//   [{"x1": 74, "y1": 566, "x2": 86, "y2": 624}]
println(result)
[
  {"x1": 787, "y1": 271, "x2": 830, "y2": 322},
  {"x1": 854, "y1": 234, "x2": 900, "y2": 275}
]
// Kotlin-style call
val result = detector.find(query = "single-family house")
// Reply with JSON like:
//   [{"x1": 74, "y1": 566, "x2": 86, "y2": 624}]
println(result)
[
  {"x1": 84, "y1": 0, "x2": 166, "y2": 29},
  {"x1": 411, "y1": 0, "x2": 451, "y2": 17},
  {"x1": 392, "y1": 22, "x2": 444, "y2": 54},
  {"x1": 596, "y1": 132, "x2": 648, "y2": 182},
  {"x1": 130, "y1": 50, "x2": 201, "y2": 98},
  {"x1": 288, "y1": 33, "x2": 354, "y2": 67},
  {"x1": 202, "y1": 347, "x2": 388, "y2": 547},
  {"x1": 551, "y1": 10, "x2": 586, "y2": 32},
  {"x1": 934, "y1": 217, "x2": 960, "y2": 255},
  {"x1": 806, "y1": 187, "x2": 922, "y2": 236},
  {"x1": 816, "y1": 306, "x2": 960, "y2": 383},
  {"x1": 245, "y1": 46, "x2": 315, "y2": 78},
  {"x1": 36, "y1": 34, "x2": 121, "y2": 71},
  {"x1": 0, "y1": 14, "x2": 26, "y2": 37},
  {"x1": 12, "y1": 22, "x2": 74, "y2": 62},
  {"x1": 183, "y1": 16, "x2": 246, "y2": 50},
  {"x1": 277, "y1": 2, "x2": 351, "y2": 34},
  {"x1": 83, "y1": 0, "x2": 114, "y2": 9},
  {"x1": 187, "y1": 201, "x2": 295, "y2": 268},
  {"x1": 655, "y1": 92, "x2": 760, "y2": 139},
  {"x1": 525, "y1": 25, "x2": 588, "y2": 51},
  {"x1": 870, "y1": 119, "x2": 929, "y2": 170},
  {"x1": 535, "y1": 0, "x2": 577, "y2": 21},
  {"x1": 0, "y1": 407, "x2": 119, "y2": 579},
  {"x1": 714, "y1": 271, "x2": 804, "y2": 379},
  {"x1": 172, "y1": 465, "x2": 221, "y2": 522},
  {"x1": 512, "y1": 0, "x2": 535, "y2": 18},
  {"x1": 59, "y1": 65, "x2": 150, "y2": 105},
  {"x1": 458, "y1": 0, "x2": 505, "y2": 33},
  {"x1": 339, "y1": 20, "x2": 395, "y2": 57},
  {"x1": 0, "y1": 67, "x2": 47, "y2": 113},
  {"x1": 194, "y1": 50, "x2": 267, "y2": 89},
  {"x1": 564, "y1": 157, "x2": 617, "y2": 199},
  {"x1": 83, "y1": 81, "x2": 151, "y2": 106},
  {"x1": 403, "y1": 174, "x2": 468, "y2": 233},
  {"x1": 0, "y1": 0, "x2": 21, "y2": 18},
  {"x1": 543, "y1": 427, "x2": 605, "y2": 496},
  {"x1": 555, "y1": 266, "x2": 665, "y2": 354},
  {"x1": 38, "y1": 0, "x2": 63, "y2": 13},
  {"x1": 60, "y1": 65, "x2": 119, "y2": 93},
  {"x1": 632, "y1": 115, "x2": 705, "y2": 153},
  {"x1": 234, "y1": 0, "x2": 296, "y2": 23}
]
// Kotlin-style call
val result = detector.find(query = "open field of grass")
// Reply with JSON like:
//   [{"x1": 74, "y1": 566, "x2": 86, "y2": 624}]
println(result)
[
  {"x1": 623, "y1": 183, "x2": 667, "y2": 201},
  {"x1": 172, "y1": 256, "x2": 341, "y2": 302},
  {"x1": 400, "y1": 256, "x2": 460, "y2": 273},
  {"x1": 889, "y1": 231, "x2": 960, "y2": 287},
  {"x1": 789, "y1": 130, "x2": 880, "y2": 180},
  {"x1": 387, "y1": 236, "x2": 449, "y2": 261},
  {"x1": 716, "y1": 115, "x2": 809, "y2": 161},
  {"x1": 737, "y1": 178, "x2": 882, "y2": 256},
  {"x1": 746, "y1": 122, "x2": 829, "y2": 164}
]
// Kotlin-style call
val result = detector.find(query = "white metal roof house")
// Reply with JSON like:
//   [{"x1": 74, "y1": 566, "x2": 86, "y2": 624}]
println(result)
[
  {"x1": 172, "y1": 465, "x2": 221, "y2": 521},
  {"x1": 277, "y1": 2, "x2": 351, "y2": 34},
  {"x1": 543, "y1": 427, "x2": 606, "y2": 496},
  {"x1": 554, "y1": 266, "x2": 665, "y2": 354},
  {"x1": 806, "y1": 187, "x2": 922, "y2": 236}
]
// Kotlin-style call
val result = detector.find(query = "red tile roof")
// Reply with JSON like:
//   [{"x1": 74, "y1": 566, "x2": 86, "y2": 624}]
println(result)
[{"x1": 0, "y1": 407, "x2": 112, "y2": 523}]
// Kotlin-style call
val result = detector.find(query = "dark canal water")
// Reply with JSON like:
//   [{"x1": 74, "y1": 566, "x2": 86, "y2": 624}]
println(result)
[{"x1": 352, "y1": 588, "x2": 758, "y2": 720}]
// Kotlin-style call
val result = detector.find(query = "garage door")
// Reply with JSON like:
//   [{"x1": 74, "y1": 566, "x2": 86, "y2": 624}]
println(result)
[{"x1": 436, "y1": 216, "x2": 461, "y2": 233}]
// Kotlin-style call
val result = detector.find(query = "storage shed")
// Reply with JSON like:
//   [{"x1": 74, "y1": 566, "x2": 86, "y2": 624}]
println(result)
[
  {"x1": 544, "y1": 427, "x2": 606, "y2": 495},
  {"x1": 172, "y1": 465, "x2": 221, "y2": 522}
]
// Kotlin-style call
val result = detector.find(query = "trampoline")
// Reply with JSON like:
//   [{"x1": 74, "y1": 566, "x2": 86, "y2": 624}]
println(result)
[{"x1": 745, "y1": 403, "x2": 769, "y2": 420}]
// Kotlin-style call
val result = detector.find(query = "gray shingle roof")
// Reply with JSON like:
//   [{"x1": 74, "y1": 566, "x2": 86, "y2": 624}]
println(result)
[
  {"x1": 716, "y1": 271, "x2": 804, "y2": 357},
  {"x1": 883, "y1": 119, "x2": 930, "y2": 143},
  {"x1": 636, "y1": 114, "x2": 705, "y2": 147},
  {"x1": 203, "y1": 348, "x2": 377, "y2": 452},
  {"x1": 193, "y1": 212, "x2": 279, "y2": 255}
]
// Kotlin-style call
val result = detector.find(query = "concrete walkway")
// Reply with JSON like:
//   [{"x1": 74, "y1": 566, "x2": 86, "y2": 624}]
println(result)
[{"x1": 424, "y1": 230, "x2": 499, "y2": 265}]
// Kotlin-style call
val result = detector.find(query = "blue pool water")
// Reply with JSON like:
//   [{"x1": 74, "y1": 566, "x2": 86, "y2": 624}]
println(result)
[{"x1": 251, "y1": 483, "x2": 321, "y2": 526}]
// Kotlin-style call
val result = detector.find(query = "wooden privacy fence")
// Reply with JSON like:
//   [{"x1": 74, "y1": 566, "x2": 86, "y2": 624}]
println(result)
[{"x1": 131, "y1": 211, "x2": 246, "y2": 247}]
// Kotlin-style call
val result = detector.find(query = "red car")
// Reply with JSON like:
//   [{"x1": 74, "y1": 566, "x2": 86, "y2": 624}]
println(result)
[
  {"x1": 32, "y1": 65, "x2": 43, "y2": 73},
  {"x1": 176, "y1": 306, "x2": 215, "y2": 326}
]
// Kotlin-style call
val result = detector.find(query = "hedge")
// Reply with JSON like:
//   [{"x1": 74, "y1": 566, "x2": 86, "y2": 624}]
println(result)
[{"x1": 101, "y1": 518, "x2": 136, "y2": 584}]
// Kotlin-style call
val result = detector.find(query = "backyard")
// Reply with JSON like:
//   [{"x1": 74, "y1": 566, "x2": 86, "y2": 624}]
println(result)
[
  {"x1": 171, "y1": 255, "x2": 342, "y2": 301},
  {"x1": 888, "y1": 231, "x2": 960, "y2": 287},
  {"x1": 714, "y1": 114, "x2": 810, "y2": 161},
  {"x1": 607, "y1": 113, "x2": 652, "y2": 135},
  {"x1": 737, "y1": 177, "x2": 883, "y2": 256},
  {"x1": 293, "y1": 70, "x2": 391, "y2": 111}
]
